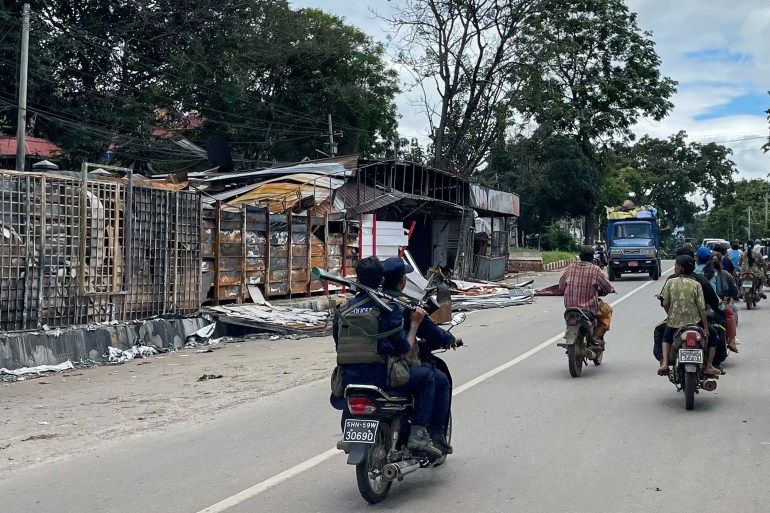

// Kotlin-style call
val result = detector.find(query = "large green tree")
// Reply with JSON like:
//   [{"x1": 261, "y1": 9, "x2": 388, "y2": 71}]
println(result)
[
  {"x1": 701, "y1": 179, "x2": 770, "y2": 242},
  {"x1": 484, "y1": 130, "x2": 598, "y2": 238},
  {"x1": 606, "y1": 131, "x2": 738, "y2": 231},
  {"x1": 513, "y1": 0, "x2": 677, "y2": 242},
  {"x1": 0, "y1": 1, "x2": 400, "y2": 170}
]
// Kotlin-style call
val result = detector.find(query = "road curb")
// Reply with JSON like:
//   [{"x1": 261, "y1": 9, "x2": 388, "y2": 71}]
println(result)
[{"x1": 544, "y1": 257, "x2": 578, "y2": 271}]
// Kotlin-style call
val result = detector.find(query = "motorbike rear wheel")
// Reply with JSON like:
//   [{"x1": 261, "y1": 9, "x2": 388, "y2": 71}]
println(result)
[
  {"x1": 684, "y1": 371, "x2": 696, "y2": 411},
  {"x1": 746, "y1": 294, "x2": 754, "y2": 310},
  {"x1": 567, "y1": 338, "x2": 583, "y2": 378},
  {"x1": 356, "y1": 423, "x2": 392, "y2": 504}
]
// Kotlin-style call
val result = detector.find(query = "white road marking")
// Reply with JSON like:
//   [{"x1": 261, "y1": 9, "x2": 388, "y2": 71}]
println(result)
[{"x1": 195, "y1": 267, "x2": 674, "y2": 513}]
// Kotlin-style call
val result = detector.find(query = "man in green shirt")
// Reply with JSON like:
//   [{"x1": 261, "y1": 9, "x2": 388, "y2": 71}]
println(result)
[{"x1": 658, "y1": 255, "x2": 717, "y2": 375}]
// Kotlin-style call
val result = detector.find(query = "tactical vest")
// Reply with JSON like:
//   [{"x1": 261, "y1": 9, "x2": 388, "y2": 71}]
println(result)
[{"x1": 336, "y1": 298, "x2": 401, "y2": 365}]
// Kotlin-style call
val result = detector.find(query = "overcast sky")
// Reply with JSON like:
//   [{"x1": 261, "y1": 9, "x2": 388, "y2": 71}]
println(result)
[{"x1": 291, "y1": 0, "x2": 770, "y2": 180}]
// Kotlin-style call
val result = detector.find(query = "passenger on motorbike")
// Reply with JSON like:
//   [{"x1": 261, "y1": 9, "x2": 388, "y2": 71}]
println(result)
[
  {"x1": 331, "y1": 256, "x2": 442, "y2": 458},
  {"x1": 713, "y1": 244, "x2": 735, "y2": 277},
  {"x1": 740, "y1": 246, "x2": 767, "y2": 297},
  {"x1": 559, "y1": 245, "x2": 614, "y2": 344},
  {"x1": 727, "y1": 242, "x2": 743, "y2": 279},
  {"x1": 712, "y1": 257, "x2": 739, "y2": 353},
  {"x1": 381, "y1": 257, "x2": 457, "y2": 455},
  {"x1": 653, "y1": 245, "x2": 726, "y2": 369},
  {"x1": 658, "y1": 255, "x2": 719, "y2": 376}
]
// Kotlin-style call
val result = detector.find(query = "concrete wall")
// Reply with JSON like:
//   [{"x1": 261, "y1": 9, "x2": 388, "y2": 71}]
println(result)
[{"x1": 0, "y1": 317, "x2": 209, "y2": 370}]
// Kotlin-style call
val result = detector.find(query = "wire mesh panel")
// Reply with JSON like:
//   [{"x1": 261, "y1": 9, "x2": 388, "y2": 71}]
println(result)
[
  {"x1": 0, "y1": 173, "x2": 35, "y2": 330},
  {"x1": 0, "y1": 170, "x2": 203, "y2": 331},
  {"x1": 122, "y1": 187, "x2": 172, "y2": 320},
  {"x1": 169, "y1": 191, "x2": 201, "y2": 314},
  {"x1": 37, "y1": 176, "x2": 84, "y2": 328}
]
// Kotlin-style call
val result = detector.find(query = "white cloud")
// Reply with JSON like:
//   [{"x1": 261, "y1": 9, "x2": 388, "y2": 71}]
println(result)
[{"x1": 293, "y1": 0, "x2": 770, "y2": 178}]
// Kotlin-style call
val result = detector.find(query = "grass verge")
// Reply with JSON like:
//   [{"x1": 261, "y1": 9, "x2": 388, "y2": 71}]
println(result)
[{"x1": 542, "y1": 251, "x2": 577, "y2": 266}]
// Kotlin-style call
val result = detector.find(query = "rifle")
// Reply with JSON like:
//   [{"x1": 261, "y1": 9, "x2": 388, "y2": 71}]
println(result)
[{"x1": 311, "y1": 267, "x2": 439, "y2": 314}]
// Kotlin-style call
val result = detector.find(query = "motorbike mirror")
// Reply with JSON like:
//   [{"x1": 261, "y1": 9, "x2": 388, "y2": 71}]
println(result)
[{"x1": 451, "y1": 312, "x2": 467, "y2": 326}]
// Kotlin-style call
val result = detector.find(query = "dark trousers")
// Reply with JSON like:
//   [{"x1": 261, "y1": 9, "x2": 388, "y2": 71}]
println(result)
[
  {"x1": 429, "y1": 366, "x2": 451, "y2": 435},
  {"x1": 391, "y1": 364, "x2": 435, "y2": 427}
]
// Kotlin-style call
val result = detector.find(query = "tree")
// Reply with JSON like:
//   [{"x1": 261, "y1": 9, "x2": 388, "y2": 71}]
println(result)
[
  {"x1": 702, "y1": 179, "x2": 770, "y2": 241},
  {"x1": 484, "y1": 130, "x2": 598, "y2": 237},
  {"x1": 606, "y1": 132, "x2": 738, "y2": 232},
  {"x1": 514, "y1": 0, "x2": 677, "y2": 243},
  {"x1": 381, "y1": 0, "x2": 543, "y2": 176},
  {"x1": 0, "y1": 1, "x2": 400, "y2": 170}
]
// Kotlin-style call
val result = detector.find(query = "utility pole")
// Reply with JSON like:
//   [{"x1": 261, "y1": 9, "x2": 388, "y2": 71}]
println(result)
[
  {"x1": 15, "y1": 3, "x2": 30, "y2": 172},
  {"x1": 327, "y1": 114, "x2": 337, "y2": 158},
  {"x1": 747, "y1": 206, "x2": 752, "y2": 241}
]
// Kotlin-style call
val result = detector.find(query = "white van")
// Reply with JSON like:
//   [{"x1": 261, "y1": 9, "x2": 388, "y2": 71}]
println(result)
[{"x1": 701, "y1": 238, "x2": 730, "y2": 250}]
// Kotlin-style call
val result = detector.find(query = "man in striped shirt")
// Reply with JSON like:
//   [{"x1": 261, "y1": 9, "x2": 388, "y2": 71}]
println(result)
[{"x1": 559, "y1": 246, "x2": 615, "y2": 343}]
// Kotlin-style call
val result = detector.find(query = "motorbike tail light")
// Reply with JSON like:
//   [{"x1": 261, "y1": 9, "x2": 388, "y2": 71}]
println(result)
[
  {"x1": 347, "y1": 396, "x2": 378, "y2": 416},
  {"x1": 683, "y1": 331, "x2": 700, "y2": 347}
]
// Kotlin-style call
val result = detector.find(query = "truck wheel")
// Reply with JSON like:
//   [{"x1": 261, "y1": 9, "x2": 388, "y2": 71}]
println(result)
[
  {"x1": 651, "y1": 266, "x2": 660, "y2": 281},
  {"x1": 608, "y1": 267, "x2": 616, "y2": 282}
]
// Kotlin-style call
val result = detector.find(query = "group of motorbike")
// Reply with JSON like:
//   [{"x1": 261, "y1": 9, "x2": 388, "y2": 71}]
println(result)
[
  {"x1": 579, "y1": 243, "x2": 769, "y2": 411},
  {"x1": 318, "y1": 244, "x2": 769, "y2": 503}
]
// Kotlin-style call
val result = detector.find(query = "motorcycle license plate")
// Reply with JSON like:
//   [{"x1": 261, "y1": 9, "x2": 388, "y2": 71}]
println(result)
[
  {"x1": 742, "y1": 281, "x2": 753, "y2": 288},
  {"x1": 628, "y1": 261, "x2": 638, "y2": 267},
  {"x1": 342, "y1": 419, "x2": 379, "y2": 444},
  {"x1": 678, "y1": 349, "x2": 703, "y2": 364}
]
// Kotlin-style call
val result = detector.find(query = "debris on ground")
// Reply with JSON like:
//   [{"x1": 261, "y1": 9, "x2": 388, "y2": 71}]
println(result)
[
  {"x1": 22, "y1": 434, "x2": 58, "y2": 441},
  {"x1": 449, "y1": 279, "x2": 536, "y2": 311},
  {"x1": 197, "y1": 374, "x2": 224, "y2": 382},
  {"x1": 205, "y1": 303, "x2": 330, "y2": 336},
  {"x1": 0, "y1": 360, "x2": 98, "y2": 383},
  {"x1": 0, "y1": 442, "x2": 10, "y2": 450},
  {"x1": 104, "y1": 345, "x2": 160, "y2": 364},
  {"x1": 184, "y1": 323, "x2": 221, "y2": 348}
]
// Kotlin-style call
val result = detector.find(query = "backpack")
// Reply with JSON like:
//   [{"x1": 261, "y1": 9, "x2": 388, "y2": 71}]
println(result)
[{"x1": 729, "y1": 249, "x2": 740, "y2": 268}]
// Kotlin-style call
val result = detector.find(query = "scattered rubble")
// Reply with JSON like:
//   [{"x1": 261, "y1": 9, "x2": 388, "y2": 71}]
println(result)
[
  {"x1": 0, "y1": 360, "x2": 98, "y2": 383},
  {"x1": 205, "y1": 303, "x2": 330, "y2": 336},
  {"x1": 104, "y1": 345, "x2": 162, "y2": 364},
  {"x1": 449, "y1": 279, "x2": 536, "y2": 311},
  {"x1": 197, "y1": 374, "x2": 224, "y2": 382}
]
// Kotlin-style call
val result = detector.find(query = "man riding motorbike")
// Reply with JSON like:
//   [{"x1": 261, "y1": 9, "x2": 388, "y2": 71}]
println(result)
[
  {"x1": 330, "y1": 256, "x2": 442, "y2": 458},
  {"x1": 558, "y1": 245, "x2": 615, "y2": 344},
  {"x1": 740, "y1": 245, "x2": 767, "y2": 298},
  {"x1": 657, "y1": 255, "x2": 718, "y2": 376},
  {"x1": 381, "y1": 257, "x2": 458, "y2": 455}
]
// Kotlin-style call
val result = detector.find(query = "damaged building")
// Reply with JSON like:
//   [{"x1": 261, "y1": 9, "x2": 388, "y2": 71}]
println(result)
[{"x1": 1, "y1": 157, "x2": 518, "y2": 330}]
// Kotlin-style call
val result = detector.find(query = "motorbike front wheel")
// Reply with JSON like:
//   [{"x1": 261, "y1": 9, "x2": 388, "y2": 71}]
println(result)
[
  {"x1": 567, "y1": 340, "x2": 583, "y2": 377},
  {"x1": 684, "y1": 371, "x2": 696, "y2": 411},
  {"x1": 355, "y1": 423, "x2": 392, "y2": 504}
]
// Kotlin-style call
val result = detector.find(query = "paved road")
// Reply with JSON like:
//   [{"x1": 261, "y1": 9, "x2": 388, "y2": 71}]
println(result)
[{"x1": 3, "y1": 264, "x2": 770, "y2": 512}]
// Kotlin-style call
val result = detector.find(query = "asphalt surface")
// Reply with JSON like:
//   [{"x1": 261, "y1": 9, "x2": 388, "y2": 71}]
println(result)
[{"x1": 2, "y1": 262, "x2": 769, "y2": 513}]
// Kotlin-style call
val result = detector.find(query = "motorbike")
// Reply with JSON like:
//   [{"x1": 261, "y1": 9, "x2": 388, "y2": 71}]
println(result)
[
  {"x1": 558, "y1": 307, "x2": 605, "y2": 377},
  {"x1": 741, "y1": 272, "x2": 762, "y2": 310},
  {"x1": 663, "y1": 324, "x2": 718, "y2": 410},
  {"x1": 593, "y1": 246, "x2": 608, "y2": 269},
  {"x1": 342, "y1": 312, "x2": 465, "y2": 504}
]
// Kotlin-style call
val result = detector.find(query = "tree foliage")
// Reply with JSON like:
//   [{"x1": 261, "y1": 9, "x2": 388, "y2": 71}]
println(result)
[
  {"x1": 700, "y1": 179, "x2": 770, "y2": 242},
  {"x1": 381, "y1": 0, "x2": 542, "y2": 176},
  {"x1": 606, "y1": 131, "x2": 738, "y2": 231},
  {"x1": 484, "y1": 130, "x2": 598, "y2": 235},
  {"x1": 0, "y1": 1, "x2": 400, "y2": 170},
  {"x1": 513, "y1": 0, "x2": 677, "y2": 241}
]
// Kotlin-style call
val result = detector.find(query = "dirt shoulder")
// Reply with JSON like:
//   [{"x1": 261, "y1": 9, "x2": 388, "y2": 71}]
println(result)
[
  {"x1": 1, "y1": 270, "x2": 562, "y2": 478},
  {"x1": 0, "y1": 336, "x2": 336, "y2": 478}
]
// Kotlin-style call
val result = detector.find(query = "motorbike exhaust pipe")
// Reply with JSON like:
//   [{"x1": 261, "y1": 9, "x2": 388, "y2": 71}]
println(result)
[
  {"x1": 383, "y1": 459, "x2": 421, "y2": 481},
  {"x1": 702, "y1": 379, "x2": 718, "y2": 392}
]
